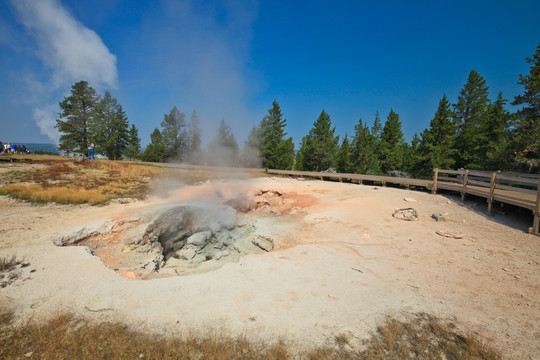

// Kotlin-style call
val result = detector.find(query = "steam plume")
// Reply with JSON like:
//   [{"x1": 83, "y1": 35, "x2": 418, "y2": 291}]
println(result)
[{"x1": 10, "y1": 0, "x2": 118, "y2": 143}]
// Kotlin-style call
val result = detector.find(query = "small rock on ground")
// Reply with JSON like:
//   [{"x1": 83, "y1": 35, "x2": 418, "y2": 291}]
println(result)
[
  {"x1": 252, "y1": 235, "x2": 274, "y2": 252},
  {"x1": 436, "y1": 230, "x2": 464, "y2": 239},
  {"x1": 431, "y1": 212, "x2": 446, "y2": 222},
  {"x1": 392, "y1": 208, "x2": 419, "y2": 221}
]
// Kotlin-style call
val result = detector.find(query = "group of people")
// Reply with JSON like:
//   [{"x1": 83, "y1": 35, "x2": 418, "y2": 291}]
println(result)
[{"x1": 0, "y1": 142, "x2": 29, "y2": 155}]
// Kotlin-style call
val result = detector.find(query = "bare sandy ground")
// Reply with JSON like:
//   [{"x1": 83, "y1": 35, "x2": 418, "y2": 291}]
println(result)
[{"x1": 1, "y1": 174, "x2": 539, "y2": 358}]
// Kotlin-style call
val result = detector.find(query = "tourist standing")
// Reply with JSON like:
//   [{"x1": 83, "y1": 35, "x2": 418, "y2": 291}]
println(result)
[{"x1": 87, "y1": 141, "x2": 95, "y2": 160}]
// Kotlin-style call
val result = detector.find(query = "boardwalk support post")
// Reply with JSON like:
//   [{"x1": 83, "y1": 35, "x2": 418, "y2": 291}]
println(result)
[
  {"x1": 534, "y1": 178, "x2": 540, "y2": 235},
  {"x1": 432, "y1": 168, "x2": 439, "y2": 194},
  {"x1": 488, "y1": 172, "x2": 498, "y2": 214},
  {"x1": 461, "y1": 170, "x2": 469, "y2": 201}
]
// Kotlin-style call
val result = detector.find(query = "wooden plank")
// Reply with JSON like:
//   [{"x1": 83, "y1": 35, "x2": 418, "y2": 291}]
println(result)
[
  {"x1": 467, "y1": 179, "x2": 491, "y2": 187},
  {"x1": 535, "y1": 179, "x2": 540, "y2": 234},
  {"x1": 499, "y1": 172, "x2": 540, "y2": 180},
  {"x1": 438, "y1": 176, "x2": 461, "y2": 183},
  {"x1": 497, "y1": 174, "x2": 539, "y2": 185},
  {"x1": 466, "y1": 187, "x2": 490, "y2": 198},
  {"x1": 493, "y1": 195, "x2": 536, "y2": 210},
  {"x1": 436, "y1": 183, "x2": 462, "y2": 191},
  {"x1": 495, "y1": 184, "x2": 538, "y2": 195},
  {"x1": 468, "y1": 170, "x2": 494, "y2": 178},
  {"x1": 432, "y1": 168, "x2": 438, "y2": 194},
  {"x1": 437, "y1": 169, "x2": 465, "y2": 175},
  {"x1": 488, "y1": 172, "x2": 497, "y2": 213},
  {"x1": 461, "y1": 170, "x2": 469, "y2": 201}
]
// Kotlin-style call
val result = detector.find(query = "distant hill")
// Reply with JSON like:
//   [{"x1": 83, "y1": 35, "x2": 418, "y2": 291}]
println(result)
[{"x1": 20, "y1": 143, "x2": 59, "y2": 154}]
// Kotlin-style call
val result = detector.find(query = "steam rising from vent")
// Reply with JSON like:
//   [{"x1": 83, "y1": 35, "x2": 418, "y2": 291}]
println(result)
[
  {"x1": 10, "y1": 0, "x2": 118, "y2": 143},
  {"x1": 11, "y1": 0, "x2": 118, "y2": 89},
  {"x1": 141, "y1": 0, "x2": 259, "y2": 143},
  {"x1": 53, "y1": 179, "x2": 312, "y2": 278}
]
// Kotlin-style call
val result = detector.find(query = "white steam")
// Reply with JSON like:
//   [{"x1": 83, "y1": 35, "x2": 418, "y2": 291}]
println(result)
[
  {"x1": 11, "y1": 0, "x2": 117, "y2": 89},
  {"x1": 33, "y1": 105, "x2": 60, "y2": 143},
  {"x1": 10, "y1": 0, "x2": 118, "y2": 143},
  {"x1": 142, "y1": 0, "x2": 259, "y2": 143}
]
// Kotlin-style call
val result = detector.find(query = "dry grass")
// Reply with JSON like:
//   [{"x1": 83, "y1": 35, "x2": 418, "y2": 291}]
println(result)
[
  {"x1": 0, "y1": 309, "x2": 501, "y2": 360},
  {"x1": 0, "y1": 308, "x2": 290, "y2": 360},
  {"x1": 0, "y1": 159, "x2": 163, "y2": 204},
  {"x1": 0, "y1": 184, "x2": 112, "y2": 204},
  {"x1": 309, "y1": 313, "x2": 501, "y2": 360}
]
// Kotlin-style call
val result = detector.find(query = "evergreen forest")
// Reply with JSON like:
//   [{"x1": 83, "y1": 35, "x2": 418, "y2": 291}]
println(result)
[{"x1": 56, "y1": 43, "x2": 540, "y2": 176}]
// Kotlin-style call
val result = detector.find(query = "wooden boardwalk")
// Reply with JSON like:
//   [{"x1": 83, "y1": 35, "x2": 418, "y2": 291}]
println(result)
[{"x1": 265, "y1": 168, "x2": 540, "y2": 235}]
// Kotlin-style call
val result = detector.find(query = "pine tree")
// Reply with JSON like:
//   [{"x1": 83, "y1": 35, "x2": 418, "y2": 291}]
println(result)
[
  {"x1": 418, "y1": 94, "x2": 458, "y2": 176},
  {"x1": 371, "y1": 110, "x2": 383, "y2": 156},
  {"x1": 161, "y1": 106, "x2": 187, "y2": 161},
  {"x1": 511, "y1": 43, "x2": 540, "y2": 171},
  {"x1": 208, "y1": 119, "x2": 239, "y2": 166},
  {"x1": 296, "y1": 110, "x2": 339, "y2": 171},
  {"x1": 484, "y1": 92, "x2": 511, "y2": 169},
  {"x1": 142, "y1": 128, "x2": 167, "y2": 162},
  {"x1": 336, "y1": 134, "x2": 353, "y2": 173},
  {"x1": 242, "y1": 126, "x2": 262, "y2": 168},
  {"x1": 185, "y1": 111, "x2": 202, "y2": 164},
  {"x1": 125, "y1": 124, "x2": 142, "y2": 160},
  {"x1": 56, "y1": 80, "x2": 100, "y2": 154},
  {"x1": 259, "y1": 100, "x2": 294, "y2": 169},
  {"x1": 91, "y1": 91, "x2": 130, "y2": 160},
  {"x1": 350, "y1": 118, "x2": 380, "y2": 174},
  {"x1": 379, "y1": 109, "x2": 405, "y2": 173},
  {"x1": 453, "y1": 70, "x2": 490, "y2": 168},
  {"x1": 403, "y1": 133, "x2": 421, "y2": 176}
]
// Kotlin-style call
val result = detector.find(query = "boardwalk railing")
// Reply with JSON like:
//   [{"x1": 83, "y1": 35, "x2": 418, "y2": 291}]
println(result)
[
  {"x1": 265, "y1": 168, "x2": 540, "y2": 235},
  {"x1": 433, "y1": 168, "x2": 540, "y2": 234}
]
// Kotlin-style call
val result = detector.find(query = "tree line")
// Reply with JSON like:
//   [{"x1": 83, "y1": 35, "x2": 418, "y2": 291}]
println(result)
[{"x1": 56, "y1": 43, "x2": 539, "y2": 175}]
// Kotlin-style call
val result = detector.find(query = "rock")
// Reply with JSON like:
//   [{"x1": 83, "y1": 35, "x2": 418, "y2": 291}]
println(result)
[
  {"x1": 142, "y1": 203, "x2": 238, "y2": 258},
  {"x1": 187, "y1": 231, "x2": 212, "y2": 247},
  {"x1": 436, "y1": 230, "x2": 464, "y2": 239},
  {"x1": 191, "y1": 254, "x2": 207, "y2": 265},
  {"x1": 252, "y1": 235, "x2": 274, "y2": 252},
  {"x1": 392, "y1": 208, "x2": 419, "y2": 221},
  {"x1": 431, "y1": 212, "x2": 446, "y2": 222},
  {"x1": 403, "y1": 197, "x2": 417, "y2": 203},
  {"x1": 213, "y1": 232, "x2": 233, "y2": 249},
  {"x1": 141, "y1": 259, "x2": 159, "y2": 271},
  {"x1": 176, "y1": 247, "x2": 197, "y2": 260},
  {"x1": 54, "y1": 225, "x2": 101, "y2": 246}
]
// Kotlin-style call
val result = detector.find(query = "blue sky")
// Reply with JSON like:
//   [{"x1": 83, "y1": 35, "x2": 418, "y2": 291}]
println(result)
[{"x1": 1, "y1": 0, "x2": 539, "y2": 148}]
